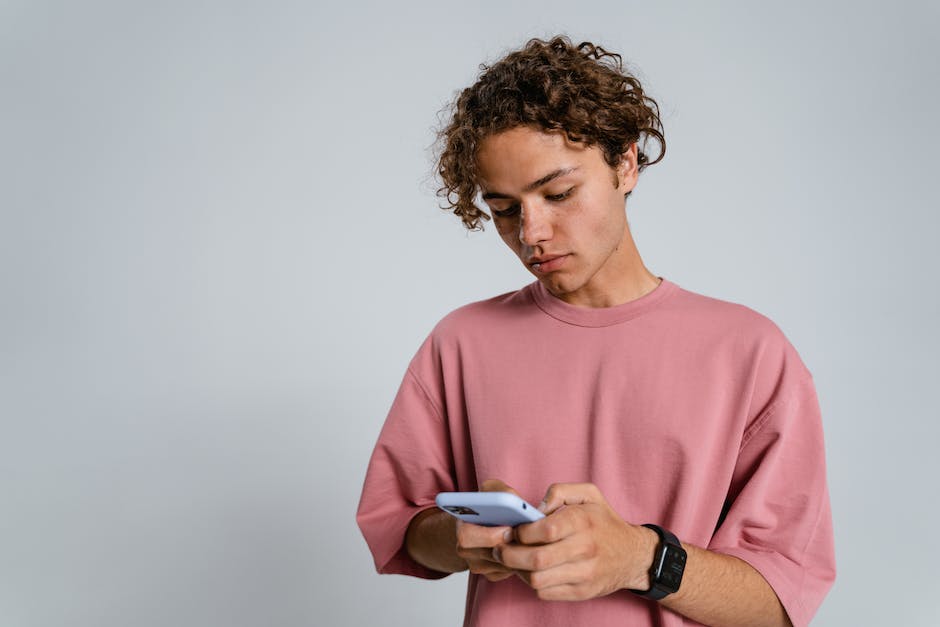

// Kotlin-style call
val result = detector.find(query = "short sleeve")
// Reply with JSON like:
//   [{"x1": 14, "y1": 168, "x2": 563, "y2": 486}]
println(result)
[
  {"x1": 708, "y1": 373, "x2": 836, "y2": 627},
  {"x1": 355, "y1": 339, "x2": 457, "y2": 579}
]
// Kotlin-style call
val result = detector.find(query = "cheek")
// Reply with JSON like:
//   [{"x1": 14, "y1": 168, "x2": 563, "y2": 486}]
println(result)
[{"x1": 573, "y1": 193, "x2": 623, "y2": 244}]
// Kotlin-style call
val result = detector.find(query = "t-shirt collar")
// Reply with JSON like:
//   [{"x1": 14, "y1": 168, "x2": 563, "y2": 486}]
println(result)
[{"x1": 528, "y1": 276, "x2": 677, "y2": 327}]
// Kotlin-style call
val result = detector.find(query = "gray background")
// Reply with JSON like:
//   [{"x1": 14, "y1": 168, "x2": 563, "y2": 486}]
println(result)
[{"x1": 1, "y1": 0, "x2": 937, "y2": 625}]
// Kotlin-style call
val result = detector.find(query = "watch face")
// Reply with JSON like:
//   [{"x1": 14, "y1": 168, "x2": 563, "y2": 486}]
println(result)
[{"x1": 656, "y1": 545, "x2": 687, "y2": 592}]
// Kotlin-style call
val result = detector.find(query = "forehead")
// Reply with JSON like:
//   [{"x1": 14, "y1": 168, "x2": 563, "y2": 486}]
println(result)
[{"x1": 475, "y1": 126, "x2": 599, "y2": 190}]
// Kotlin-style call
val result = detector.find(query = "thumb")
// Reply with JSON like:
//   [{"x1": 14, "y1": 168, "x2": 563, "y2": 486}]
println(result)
[
  {"x1": 480, "y1": 478, "x2": 520, "y2": 497},
  {"x1": 538, "y1": 482, "x2": 606, "y2": 514}
]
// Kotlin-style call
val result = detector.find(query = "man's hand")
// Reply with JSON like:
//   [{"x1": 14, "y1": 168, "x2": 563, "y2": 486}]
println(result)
[
  {"x1": 493, "y1": 482, "x2": 658, "y2": 601},
  {"x1": 455, "y1": 479, "x2": 520, "y2": 582}
]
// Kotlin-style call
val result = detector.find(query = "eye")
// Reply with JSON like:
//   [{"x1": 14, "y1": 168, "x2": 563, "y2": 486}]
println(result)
[
  {"x1": 492, "y1": 204, "x2": 520, "y2": 218},
  {"x1": 546, "y1": 187, "x2": 575, "y2": 202}
]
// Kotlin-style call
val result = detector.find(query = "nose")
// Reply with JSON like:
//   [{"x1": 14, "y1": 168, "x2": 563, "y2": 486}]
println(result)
[{"x1": 518, "y1": 201, "x2": 552, "y2": 246}]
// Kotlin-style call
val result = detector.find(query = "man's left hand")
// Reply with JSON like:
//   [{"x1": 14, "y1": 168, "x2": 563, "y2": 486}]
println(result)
[{"x1": 493, "y1": 482, "x2": 658, "y2": 601}]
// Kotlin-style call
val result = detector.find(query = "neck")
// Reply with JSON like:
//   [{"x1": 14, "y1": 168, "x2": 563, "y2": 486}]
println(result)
[
  {"x1": 563, "y1": 268, "x2": 660, "y2": 308},
  {"x1": 558, "y1": 222, "x2": 660, "y2": 308}
]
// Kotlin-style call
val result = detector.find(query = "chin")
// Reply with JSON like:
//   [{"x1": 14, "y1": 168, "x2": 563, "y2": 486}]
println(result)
[{"x1": 540, "y1": 275, "x2": 578, "y2": 297}]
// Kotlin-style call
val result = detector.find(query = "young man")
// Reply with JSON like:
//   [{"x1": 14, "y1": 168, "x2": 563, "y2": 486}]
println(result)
[{"x1": 357, "y1": 36, "x2": 835, "y2": 626}]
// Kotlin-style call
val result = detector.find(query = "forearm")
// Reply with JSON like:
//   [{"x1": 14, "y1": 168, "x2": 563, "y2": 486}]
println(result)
[
  {"x1": 659, "y1": 543, "x2": 792, "y2": 627},
  {"x1": 404, "y1": 508, "x2": 468, "y2": 574}
]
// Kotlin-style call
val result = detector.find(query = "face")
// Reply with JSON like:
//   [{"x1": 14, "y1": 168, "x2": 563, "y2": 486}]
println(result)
[{"x1": 475, "y1": 125, "x2": 640, "y2": 307}]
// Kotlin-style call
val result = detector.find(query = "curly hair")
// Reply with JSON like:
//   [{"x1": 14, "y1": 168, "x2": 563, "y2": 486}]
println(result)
[{"x1": 435, "y1": 35, "x2": 666, "y2": 232}]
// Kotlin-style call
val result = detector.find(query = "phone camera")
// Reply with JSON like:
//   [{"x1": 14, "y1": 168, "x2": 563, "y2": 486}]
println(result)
[{"x1": 446, "y1": 506, "x2": 479, "y2": 516}]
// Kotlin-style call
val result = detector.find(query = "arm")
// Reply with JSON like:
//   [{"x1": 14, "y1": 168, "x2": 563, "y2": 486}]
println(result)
[
  {"x1": 664, "y1": 542, "x2": 792, "y2": 627},
  {"x1": 406, "y1": 482, "x2": 792, "y2": 626},
  {"x1": 355, "y1": 358, "x2": 459, "y2": 580},
  {"x1": 495, "y1": 483, "x2": 792, "y2": 627},
  {"x1": 404, "y1": 508, "x2": 466, "y2": 574},
  {"x1": 405, "y1": 479, "x2": 518, "y2": 581}
]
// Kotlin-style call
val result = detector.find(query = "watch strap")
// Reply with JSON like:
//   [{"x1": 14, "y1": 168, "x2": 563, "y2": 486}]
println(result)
[{"x1": 628, "y1": 523, "x2": 686, "y2": 601}]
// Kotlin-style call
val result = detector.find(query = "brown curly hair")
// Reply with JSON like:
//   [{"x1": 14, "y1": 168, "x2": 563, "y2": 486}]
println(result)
[{"x1": 435, "y1": 35, "x2": 666, "y2": 232}]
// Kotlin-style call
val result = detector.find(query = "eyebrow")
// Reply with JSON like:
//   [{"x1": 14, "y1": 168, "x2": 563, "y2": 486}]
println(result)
[{"x1": 481, "y1": 166, "x2": 580, "y2": 200}]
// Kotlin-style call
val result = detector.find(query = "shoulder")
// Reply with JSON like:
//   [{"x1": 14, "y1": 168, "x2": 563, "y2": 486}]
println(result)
[
  {"x1": 670, "y1": 283, "x2": 780, "y2": 335},
  {"x1": 406, "y1": 283, "x2": 534, "y2": 370},
  {"x1": 668, "y1": 282, "x2": 813, "y2": 381},
  {"x1": 429, "y1": 283, "x2": 535, "y2": 340},
  {"x1": 669, "y1": 283, "x2": 817, "y2": 436}
]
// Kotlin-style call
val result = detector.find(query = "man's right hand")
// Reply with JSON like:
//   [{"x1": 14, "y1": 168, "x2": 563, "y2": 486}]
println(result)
[{"x1": 455, "y1": 479, "x2": 520, "y2": 582}]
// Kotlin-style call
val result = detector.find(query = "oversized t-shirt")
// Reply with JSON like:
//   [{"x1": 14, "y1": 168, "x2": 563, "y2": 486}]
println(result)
[{"x1": 356, "y1": 277, "x2": 835, "y2": 626}]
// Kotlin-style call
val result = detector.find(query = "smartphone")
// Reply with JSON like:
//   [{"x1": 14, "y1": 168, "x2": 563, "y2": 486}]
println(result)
[{"x1": 436, "y1": 491, "x2": 545, "y2": 527}]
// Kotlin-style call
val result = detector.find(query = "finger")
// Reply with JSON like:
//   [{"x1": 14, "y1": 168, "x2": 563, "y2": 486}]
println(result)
[
  {"x1": 515, "y1": 506, "x2": 584, "y2": 546},
  {"x1": 460, "y1": 547, "x2": 517, "y2": 581},
  {"x1": 460, "y1": 547, "x2": 511, "y2": 569},
  {"x1": 516, "y1": 563, "x2": 585, "y2": 591},
  {"x1": 538, "y1": 482, "x2": 605, "y2": 515},
  {"x1": 511, "y1": 549, "x2": 596, "y2": 599},
  {"x1": 530, "y1": 581, "x2": 593, "y2": 602},
  {"x1": 468, "y1": 558, "x2": 515, "y2": 580},
  {"x1": 495, "y1": 535, "x2": 588, "y2": 572},
  {"x1": 480, "y1": 478, "x2": 520, "y2": 496},
  {"x1": 457, "y1": 519, "x2": 513, "y2": 549}
]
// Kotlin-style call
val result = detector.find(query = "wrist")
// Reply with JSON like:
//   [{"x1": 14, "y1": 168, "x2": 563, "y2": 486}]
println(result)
[
  {"x1": 406, "y1": 507, "x2": 466, "y2": 573},
  {"x1": 624, "y1": 524, "x2": 659, "y2": 590}
]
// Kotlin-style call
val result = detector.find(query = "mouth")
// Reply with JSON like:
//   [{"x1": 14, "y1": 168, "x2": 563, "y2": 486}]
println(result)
[{"x1": 529, "y1": 254, "x2": 569, "y2": 274}]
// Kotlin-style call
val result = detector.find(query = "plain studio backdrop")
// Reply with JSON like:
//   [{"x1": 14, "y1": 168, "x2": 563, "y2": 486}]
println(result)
[{"x1": 1, "y1": 1, "x2": 937, "y2": 625}]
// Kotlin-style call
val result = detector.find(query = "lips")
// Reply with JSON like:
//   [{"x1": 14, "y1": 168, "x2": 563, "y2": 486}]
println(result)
[{"x1": 529, "y1": 254, "x2": 569, "y2": 274}]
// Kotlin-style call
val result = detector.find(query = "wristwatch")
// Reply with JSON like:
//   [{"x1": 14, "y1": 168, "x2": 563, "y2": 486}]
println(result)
[{"x1": 628, "y1": 523, "x2": 687, "y2": 600}]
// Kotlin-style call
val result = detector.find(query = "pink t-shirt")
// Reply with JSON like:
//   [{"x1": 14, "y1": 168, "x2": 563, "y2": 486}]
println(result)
[{"x1": 357, "y1": 277, "x2": 835, "y2": 626}]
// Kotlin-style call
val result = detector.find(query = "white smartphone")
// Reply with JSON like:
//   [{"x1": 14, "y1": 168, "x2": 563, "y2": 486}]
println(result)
[{"x1": 435, "y1": 491, "x2": 545, "y2": 527}]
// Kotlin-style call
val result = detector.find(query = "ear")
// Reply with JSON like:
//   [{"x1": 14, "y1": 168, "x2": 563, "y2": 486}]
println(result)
[{"x1": 616, "y1": 143, "x2": 640, "y2": 194}]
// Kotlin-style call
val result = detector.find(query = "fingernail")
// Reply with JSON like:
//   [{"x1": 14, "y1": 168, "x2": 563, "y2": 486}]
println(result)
[
  {"x1": 538, "y1": 500, "x2": 547, "y2": 512},
  {"x1": 503, "y1": 529, "x2": 512, "y2": 543},
  {"x1": 492, "y1": 547, "x2": 501, "y2": 562}
]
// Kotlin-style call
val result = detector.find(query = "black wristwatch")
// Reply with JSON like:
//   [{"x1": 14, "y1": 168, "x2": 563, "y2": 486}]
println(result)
[{"x1": 628, "y1": 523, "x2": 687, "y2": 600}]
